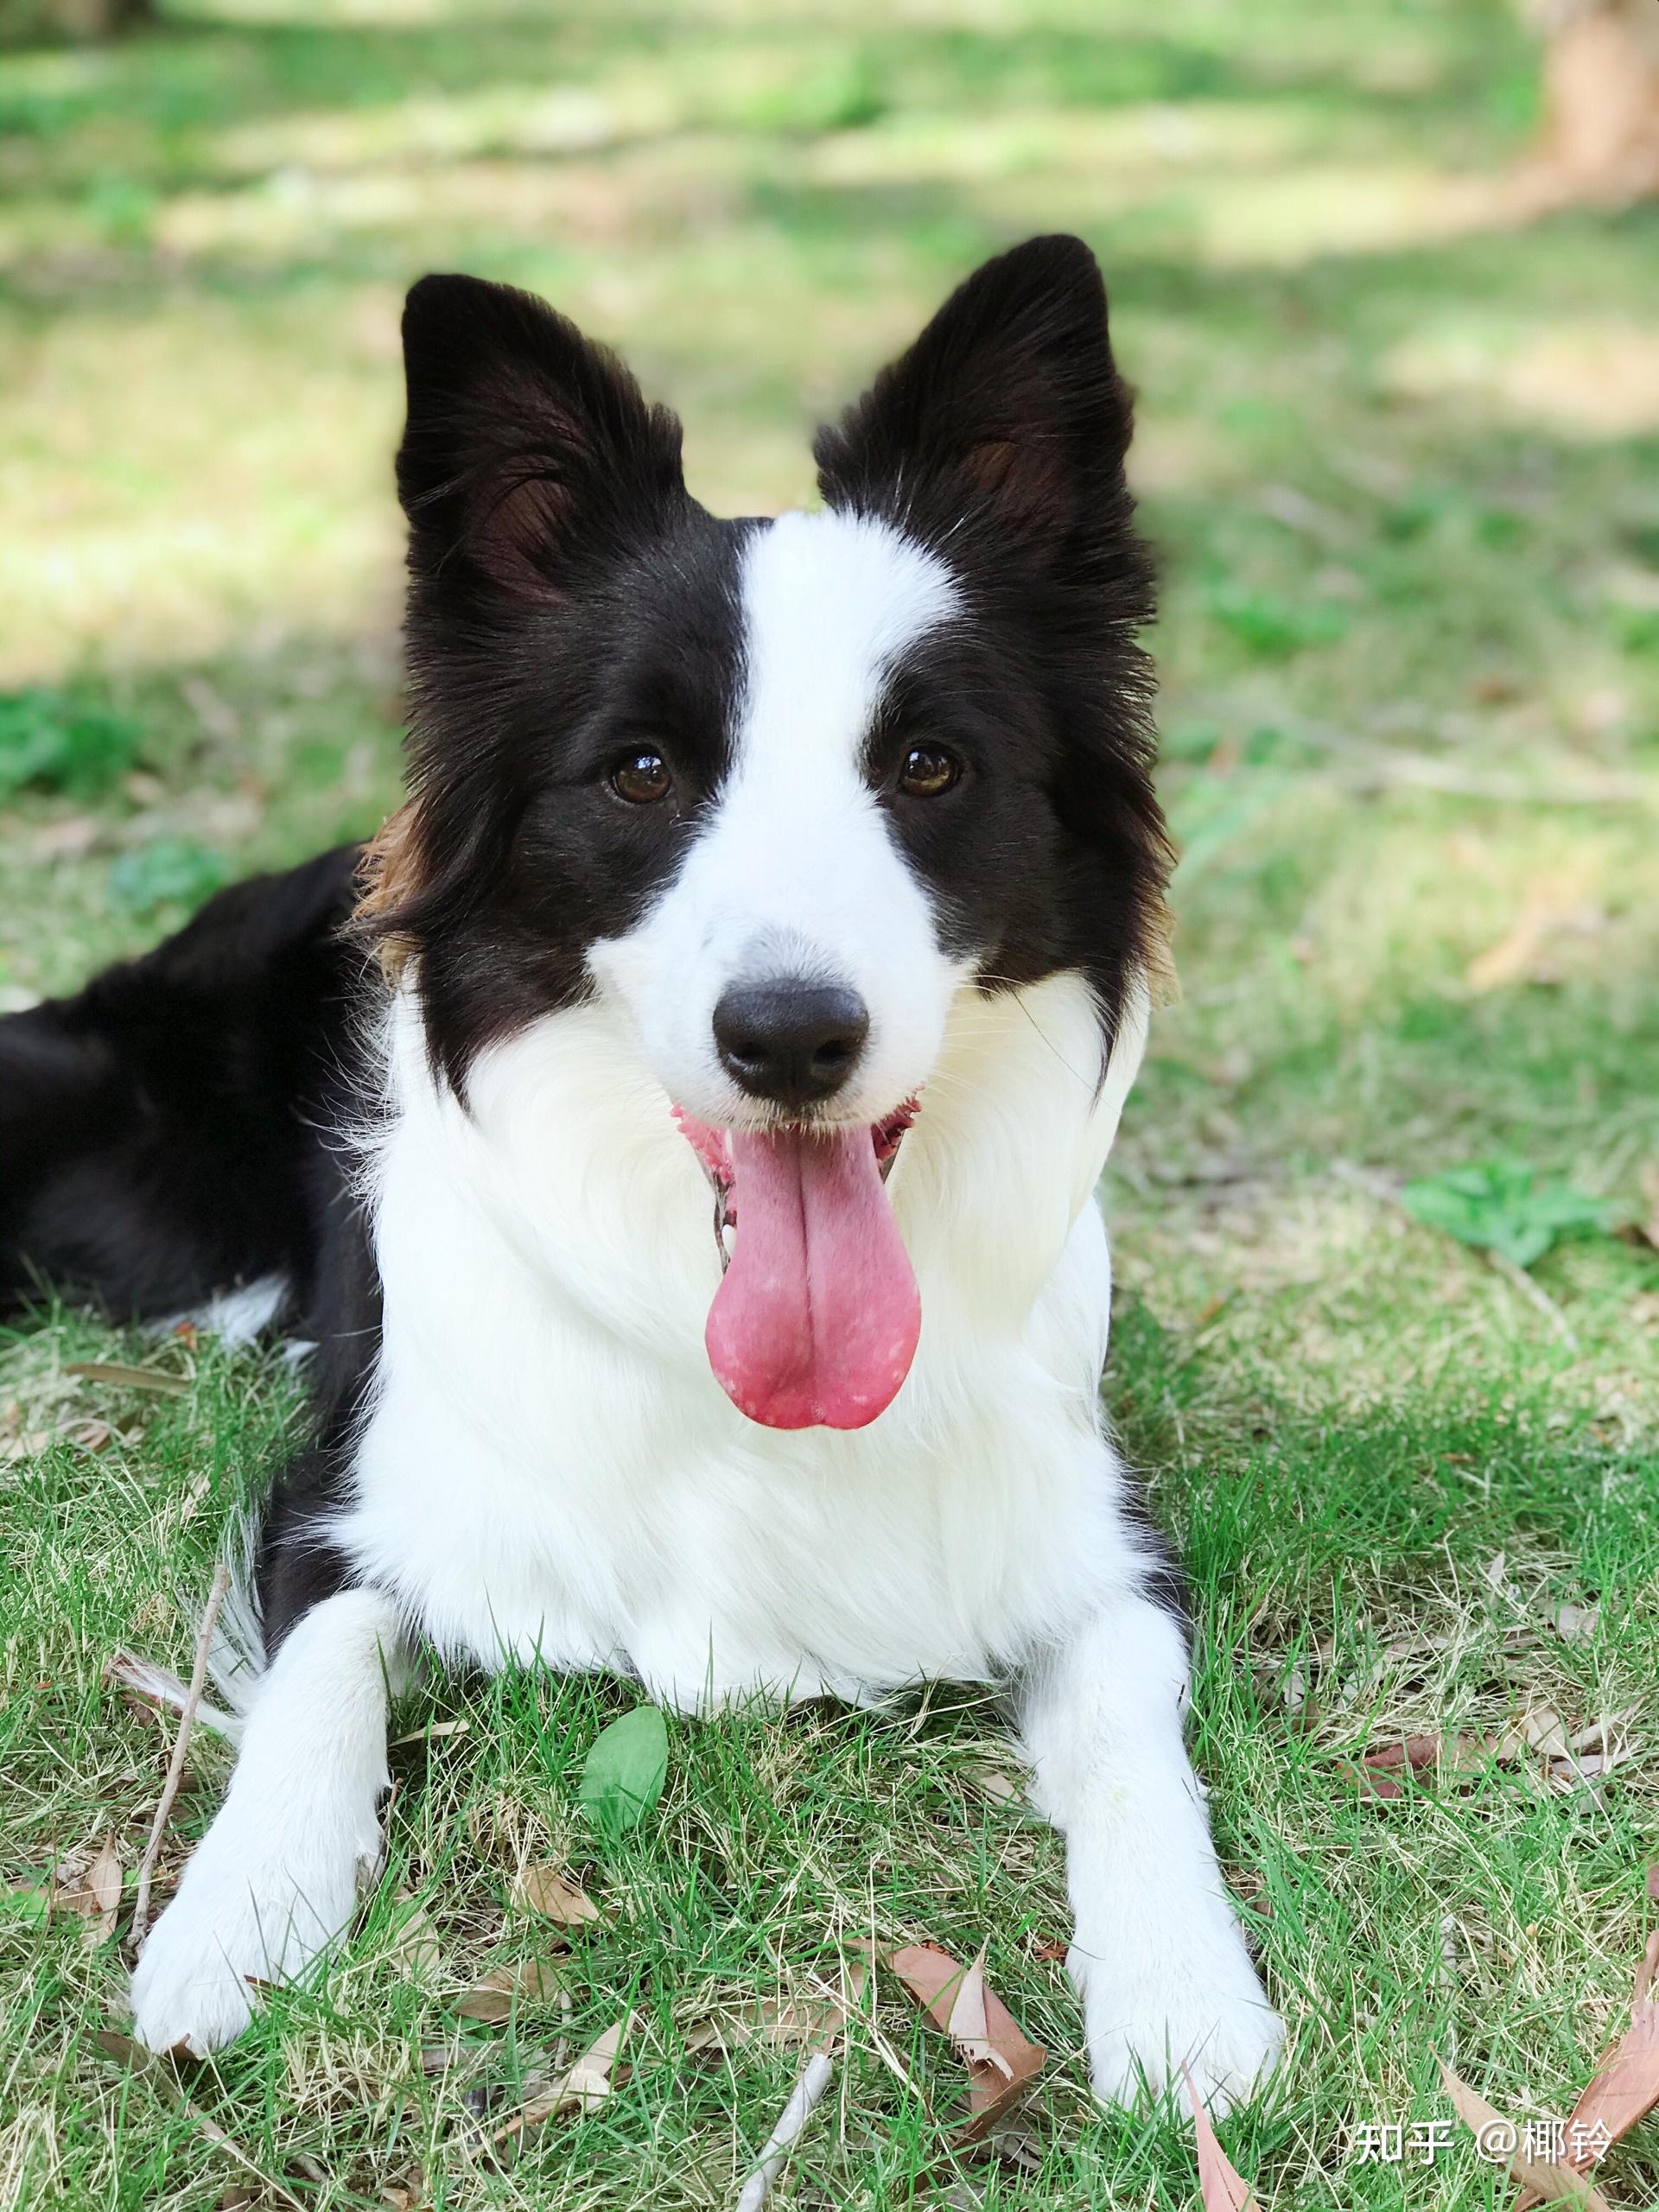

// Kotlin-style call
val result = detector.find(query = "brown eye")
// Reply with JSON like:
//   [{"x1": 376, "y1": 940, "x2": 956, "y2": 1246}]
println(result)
[
  {"x1": 611, "y1": 749, "x2": 672, "y2": 805},
  {"x1": 898, "y1": 744, "x2": 961, "y2": 798}
]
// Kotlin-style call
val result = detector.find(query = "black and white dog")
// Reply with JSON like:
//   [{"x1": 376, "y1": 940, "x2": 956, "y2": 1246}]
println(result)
[{"x1": 0, "y1": 236, "x2": 1284, "y2": 2107}]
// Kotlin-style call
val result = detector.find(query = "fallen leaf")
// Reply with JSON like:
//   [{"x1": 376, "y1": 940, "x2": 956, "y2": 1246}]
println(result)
[
  {"x1": 944, "y1": 1945, "x2": 1014, "y2": 2082},
  {"x1": 492, "y1": 2013, "x2": 632, "y2": 2140},
  {"x1": 1628, "y1": 1161, "x2": 1659, "y2": 1250},
  {"x1": 2, "y1": 1878, "x2": 52, "y2": 1923},
  {"x1": 390, "y1": 1718, "x2": 470, "y2": 1746},
  {"x1": 1466, "y1": 903, "x2": 1554, "y2": 993},
  {"x1": 1517, "y1": 1931, "x2": 1659, "y2": 2209},
  {"x1": 963, "y1": 1762, "x2": 1023, "y2": 1805},
  {"x1": 1362, "y1": 1735, "x2": 1444, "y2": 1771},
  {"x1": 511, "y1": 1865, "x2": 599, "y2": 1924},
  {"x1": 577, "y1": 1705, "x2": 669, "y2": 1840},
  {"x1": 1497, "y1": 1704, "x2": 1573, "y2": 1764},
  {"x1": 64, "y1": 1362, "x2": 189, "y2": 1396},
  {"x1": 685, "y1": 1963, "x2": 866, "y2": 2060},
  {"x1": 1548, "y1": 1602, "x2": 1600, "y2": 1643},
  {"x1": 86, "y1": 1834, "x2": 124, "y2": 1917},
  {"x1": 387, "y1": 1896, "x2": 442, "y2": 1976},
  {"x1": 1338, "y1": 1732, "x2": 1491, "y2": 1799},
  {"x1": 1437, "y1": 2056, "x2": 1611, "y2": 2209},
  {"x1": 1184, "y1": 2063, "x2": 1260, "y2": 2209},
  {"x1": 30, "y1": 814, "x2": 101, "y2": 861},
  {"x1": 450, "y1": 1961, "x2": 565, "y2": 2023},
  {"x1": 883, "y1": 1942, "x2": 1044, "y2": 2141}
]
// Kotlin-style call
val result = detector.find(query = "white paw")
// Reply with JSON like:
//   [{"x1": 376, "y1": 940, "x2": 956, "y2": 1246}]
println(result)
[
  {"x1": 130, "y1": 1823, "x2": 378, "y2": 2056},
  {"x1": 1071, "y1": 1909, "x2": 1285, "y2": 2118}
]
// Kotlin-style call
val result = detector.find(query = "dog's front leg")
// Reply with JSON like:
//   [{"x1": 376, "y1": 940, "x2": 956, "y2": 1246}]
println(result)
[
  {"x1": 130, "y1": 1587, "x2": 403, "y2": 2056},
  {"x1": 1016, "y1": 1586, "x2": 1284, "y2": 2115}
]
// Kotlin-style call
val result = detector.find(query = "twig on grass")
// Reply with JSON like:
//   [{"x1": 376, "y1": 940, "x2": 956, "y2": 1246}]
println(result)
[
  {"x1": 1488, "y1": 1249, "x2": 1580, "y2": 1351},
  {"x1": 735, "y1": 2050, "x2": 836, "y2": 2212},
  {"x1": 132, "y1": 1561, "x2": 231, "y2": 1948}
]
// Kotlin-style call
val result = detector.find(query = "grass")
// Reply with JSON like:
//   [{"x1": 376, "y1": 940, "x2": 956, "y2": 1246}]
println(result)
[{"x1": 1, "y1": 0, "x2": 1656, "y2": 2204}]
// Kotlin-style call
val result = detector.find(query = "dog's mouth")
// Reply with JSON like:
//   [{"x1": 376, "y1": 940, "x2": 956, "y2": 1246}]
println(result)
[{"x1": 671, "y1": 1099, "x2": 922, "y2": 1433}]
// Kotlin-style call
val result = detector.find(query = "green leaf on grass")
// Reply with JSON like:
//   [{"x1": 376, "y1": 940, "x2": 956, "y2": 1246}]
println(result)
[
  {"x1": 108, "y1": 838, "x2": 230, "y2": 918},
  {"x1": 577, "y1": 1705, "x2": 668, "y2": 1840},
  {"x1": 0, "y1": 689, "x2": 141, "y2": 798},
  {"x1": 1402, "y1": 1160, "x2": 1612, "y2": 1269},
  {"x1": 1206, "y1": 582, "x2": 1347, "y2": 658},
  {"x1": 2, "y1": 1879, "x2": 52, "y2": 1924}
]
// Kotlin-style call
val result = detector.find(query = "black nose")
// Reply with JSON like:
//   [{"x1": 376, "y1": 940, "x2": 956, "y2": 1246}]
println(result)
[{"x1": 713, "y1": 979, "x2": 870, "y2": 1109}]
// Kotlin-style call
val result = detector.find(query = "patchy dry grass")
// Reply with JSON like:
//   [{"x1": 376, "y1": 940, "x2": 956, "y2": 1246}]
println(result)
[{"x1": 2, "y1": 0, "x2": 1657, "y2": 2205}]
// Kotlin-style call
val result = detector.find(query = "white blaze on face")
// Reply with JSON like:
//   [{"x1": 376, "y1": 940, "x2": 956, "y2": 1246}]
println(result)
[{"x1": 589, "y1": 508, "x2": 969, "y2": 1128}]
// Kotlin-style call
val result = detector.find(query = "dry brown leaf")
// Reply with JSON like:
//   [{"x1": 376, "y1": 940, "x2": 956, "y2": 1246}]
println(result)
[
  {"x1": 53, "y1": 1836, "x2": 123, "y2": 1920},
  {"x1": 1338, "y1": 1732, "x2": 1490, "y2": 1799},
  {"x1": 512, "y1": 1864, "x2": 600, "y2": 1925},
  {"x1": 1436, "y1": 2056, "x2": 1611, "y2": 2209},
  {"x1": 1629, "y1": 1161, "x2": 1659, "y2": 1251},
  {"x1": 685, "y1": 1963, "x2": 866, "y2": 2060},
  {"x1": 1466, "y1": 904, "x2": 1554, "y2": 993},
  {"x1": 390, "y1": 1719, "x2": 470, "y2": 1746},
  {"x1": 1183, "y1": 2064, "x2": 1260, "y2": 2209},
  {"x1": 1518, "y1": 1930, "x2": 1659, "y2": 2208},
  {"x1": 1647, "y1": 1866, "x2": 1659, "y2": 1905},
  {"x1": 451, "y1": 1961, "x2": 565, "y2": 2022},
  {"x1": 1548, "y1": 1602, "x2": 1600, "y2": 1643},
  {"x1": 387, "y1": 1897, "x2": 442, "y2": 1975},
  {"x1": 492, "y1": 2012, "x2": 632, "y2": 2141},
  {"x1": 963, "y1": 1763, "x2": 1023, "y2": 1805},
  {"x1": 1465, "y1": 880, "x2": 1602, "y2": 995},
  {"x1": 944, "y1": 1945, "x2": 1014, "y2": 2083},
  {"x1": 86, "y1": 1834, "x2": 123, "y2": 1918},
  {"x1": 1497, "y1": 1705, "x2": 1573, "y2": 1764},
  {"x1": 883, "y1": 1942, "x2": 1044, "y2": 2142}
]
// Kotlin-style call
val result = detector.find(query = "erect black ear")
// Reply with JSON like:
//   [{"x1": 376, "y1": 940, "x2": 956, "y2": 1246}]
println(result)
[
  {"x1": 397, "y1": 274, "x2": 689, "y2": 604},
  {"x1": 814, "y1": 235, "x2": 1135, "y2": 565}
]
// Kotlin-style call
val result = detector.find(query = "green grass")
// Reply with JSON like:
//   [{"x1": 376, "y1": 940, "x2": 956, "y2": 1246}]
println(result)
[{"x1": 2, "y1": 0, "x2": 1657, "y2": 2205}]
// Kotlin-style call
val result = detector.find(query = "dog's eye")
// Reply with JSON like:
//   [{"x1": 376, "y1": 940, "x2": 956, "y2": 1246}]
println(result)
[
  {"x1": 897, "y1": 745, "x2": 962, "y2": 799},
  {"x1": 610, "y1": 749, "x2": 673, "y2": 805}
]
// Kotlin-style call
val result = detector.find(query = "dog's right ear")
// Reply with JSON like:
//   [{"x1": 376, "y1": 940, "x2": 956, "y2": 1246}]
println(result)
[{"x1": 397, "y1": 275, "x2": 689, "y2": 606}]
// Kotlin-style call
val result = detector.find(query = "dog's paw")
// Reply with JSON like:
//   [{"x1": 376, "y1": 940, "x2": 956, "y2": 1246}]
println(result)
[
  {"x1": 1071, "y1": 1910, "x2": 1284, "y2": 2118},
  {"x1": 130, "y1": 1841, "x2": 368, "y2": 2056}
]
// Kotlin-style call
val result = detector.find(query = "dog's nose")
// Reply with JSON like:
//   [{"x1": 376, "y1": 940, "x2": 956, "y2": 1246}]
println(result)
[{"x1": 713, "y1": 980, "x2": 870, "y2": 1109}]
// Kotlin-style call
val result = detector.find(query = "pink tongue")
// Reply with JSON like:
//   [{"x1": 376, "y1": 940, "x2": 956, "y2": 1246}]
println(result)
[{"x1": 706, "y1": 1126, "x2": 921, "y2": 1430}]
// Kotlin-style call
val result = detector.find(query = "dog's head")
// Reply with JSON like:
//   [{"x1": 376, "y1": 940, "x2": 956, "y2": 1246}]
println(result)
[{"x1": 371, "y1": 237, "x2": 1170, "y2": 1431}]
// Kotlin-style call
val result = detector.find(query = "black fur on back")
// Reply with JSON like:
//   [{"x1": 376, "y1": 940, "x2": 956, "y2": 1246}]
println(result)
[
  {"x1": 0, "y1": 845, "x2": 379, "y2": 1648},
  {"x1": 0, "y1": 844, "x2": 368, "y2": 1329}
]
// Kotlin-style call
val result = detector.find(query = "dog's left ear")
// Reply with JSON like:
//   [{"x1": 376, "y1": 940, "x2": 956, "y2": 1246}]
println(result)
[
  {"x1": 814, "y1": 234, "x2": 1134, "y2": 567},
  {"x1": 397, "y1": 273, "x2": 689, "y2": 606}
]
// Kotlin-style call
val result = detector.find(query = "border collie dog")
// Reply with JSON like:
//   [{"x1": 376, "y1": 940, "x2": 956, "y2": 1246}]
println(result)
[{"x1": 0, "y1": 237, "x2": 1283, "y2": 2107}]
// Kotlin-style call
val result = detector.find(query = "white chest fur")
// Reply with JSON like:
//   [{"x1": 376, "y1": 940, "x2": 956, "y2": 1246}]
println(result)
[{"x1": 334, "y1": 975, "x2": 1149, "y2": 1710}]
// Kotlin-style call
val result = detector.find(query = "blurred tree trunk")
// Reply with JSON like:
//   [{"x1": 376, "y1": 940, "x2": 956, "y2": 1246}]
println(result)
[
  {"x1": 0, "y1": 0, "x2": 152, "y2": 43},
  {"x1": 1535, "y1": 0, "x2": 1659, "y2": 199}
]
